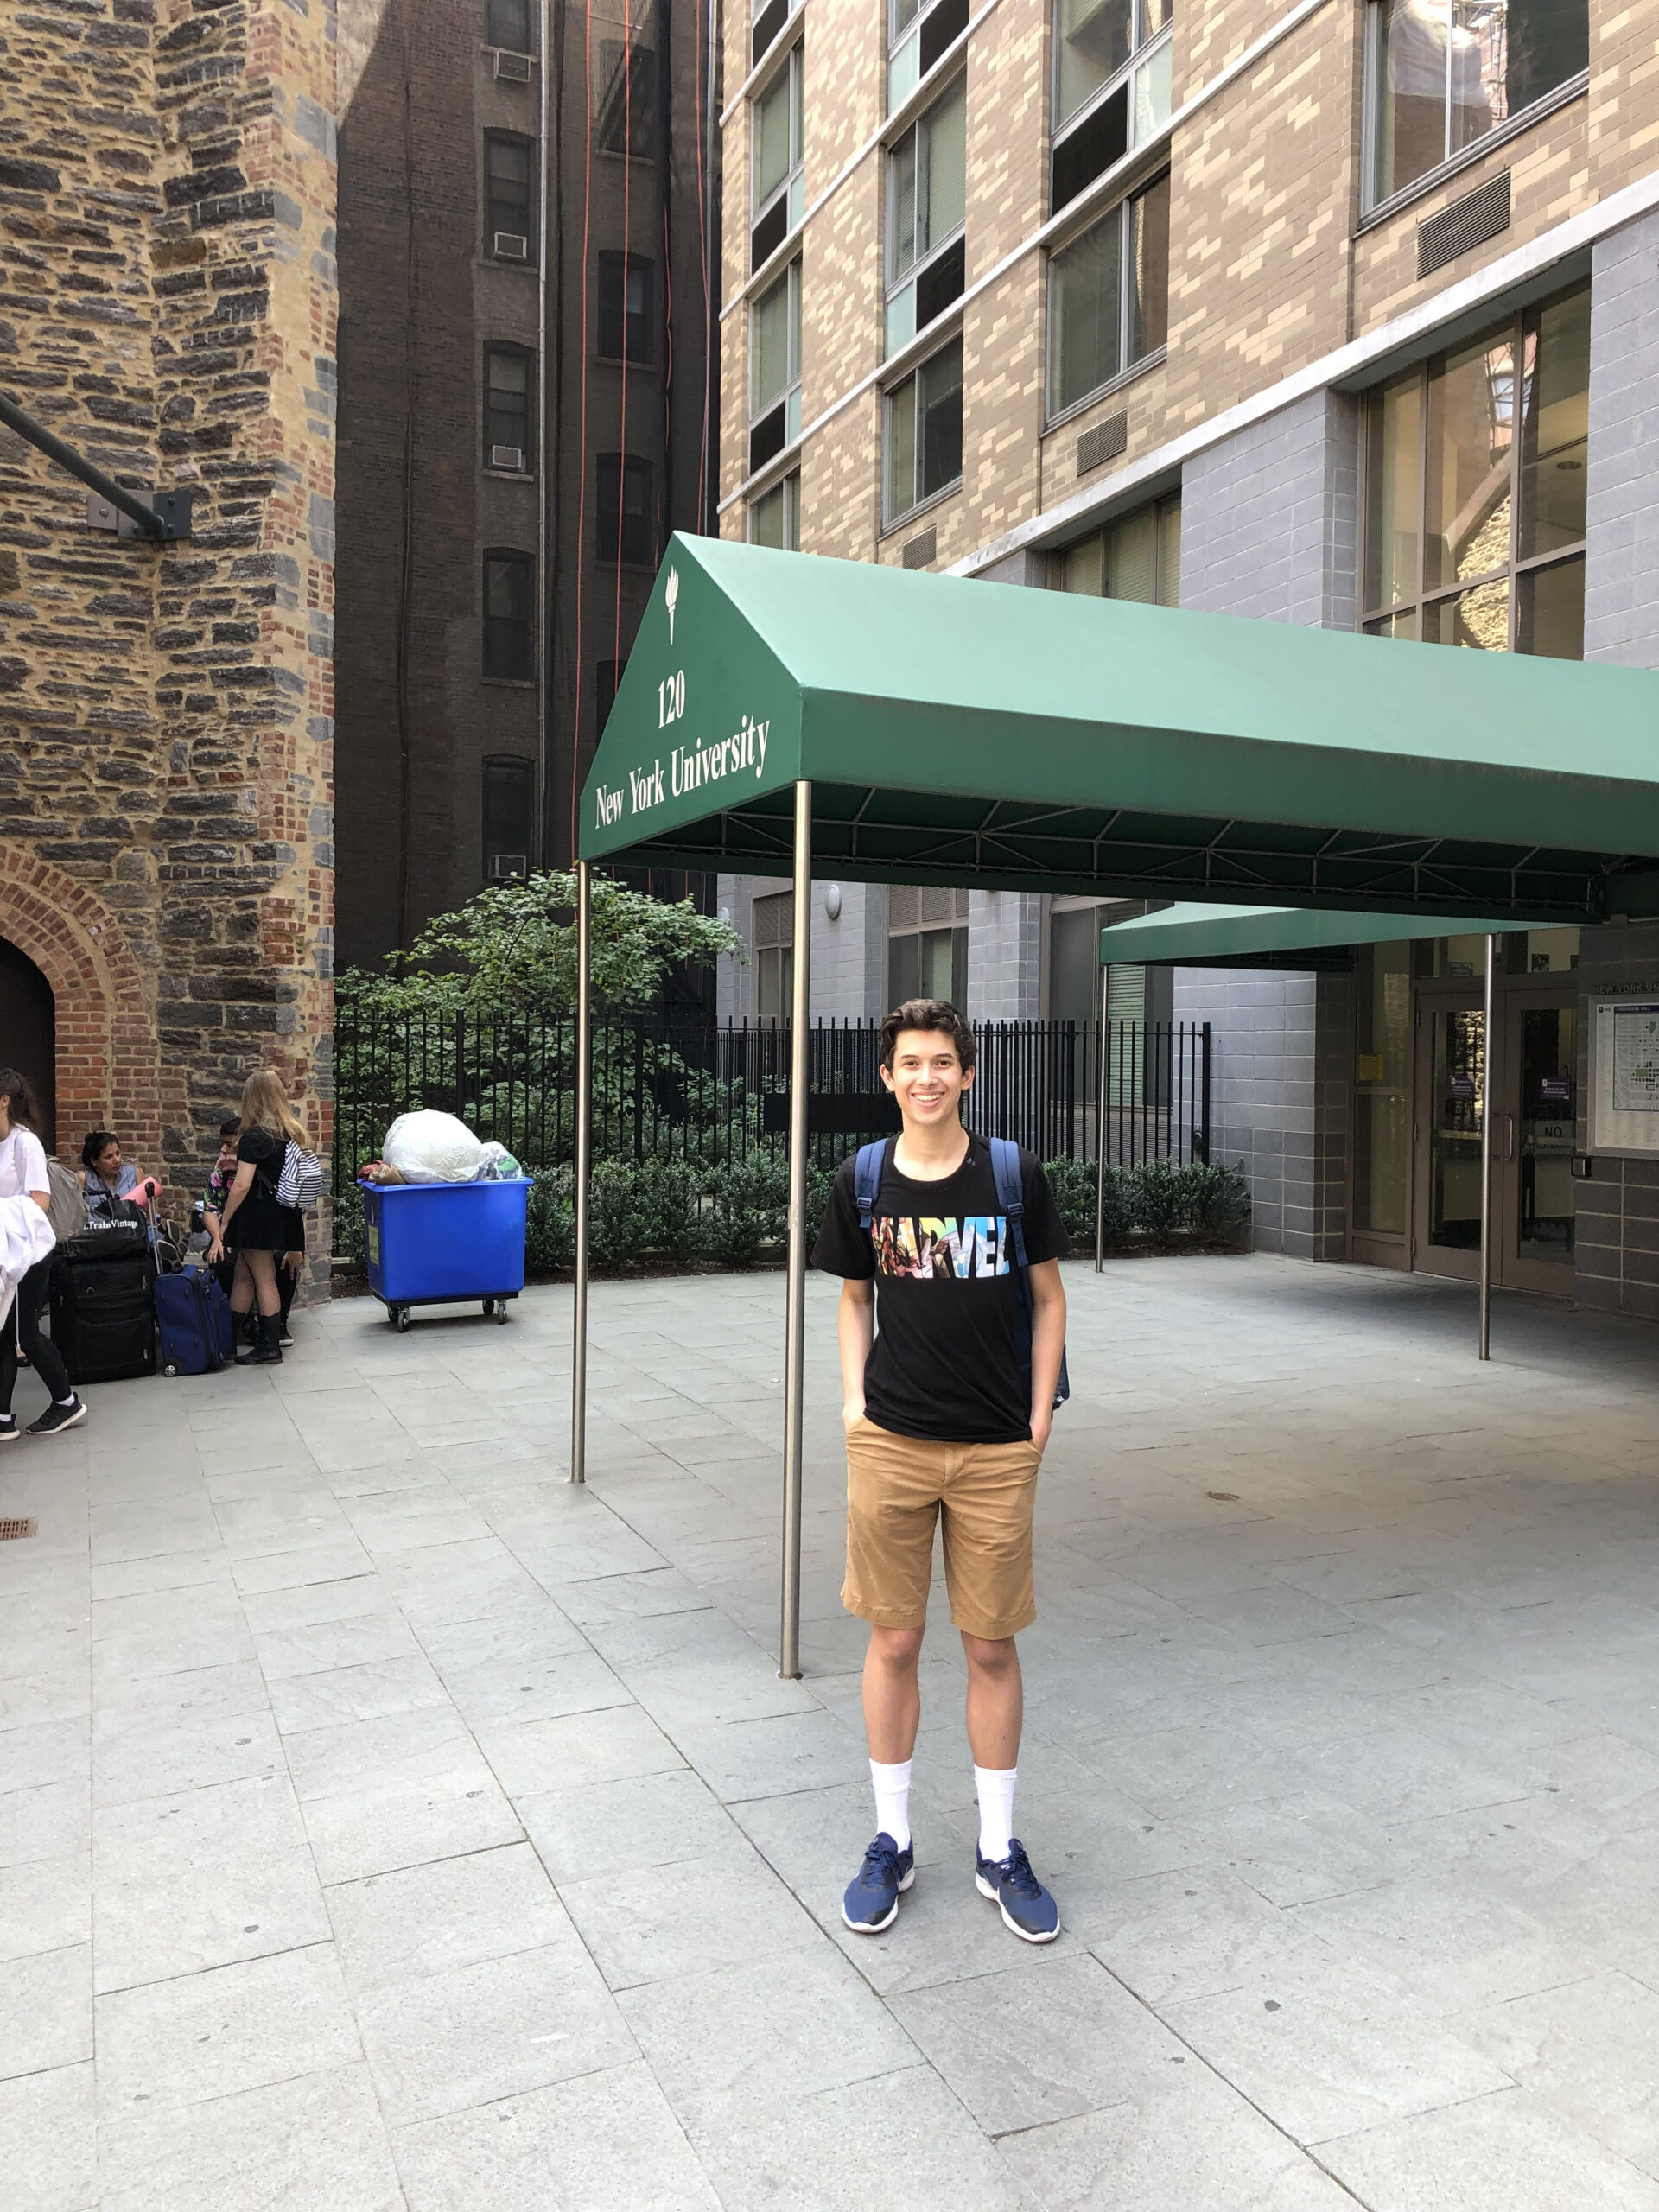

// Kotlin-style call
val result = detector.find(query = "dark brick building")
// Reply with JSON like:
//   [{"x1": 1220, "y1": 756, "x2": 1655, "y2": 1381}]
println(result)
[{"x1": 334, "y1": 0, "x2": 716, "y2": 965}]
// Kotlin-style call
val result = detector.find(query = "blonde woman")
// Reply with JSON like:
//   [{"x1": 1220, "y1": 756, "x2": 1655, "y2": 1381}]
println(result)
[{"x1": 213, "y1": 1071, "x2": 306, "y2": 1366}]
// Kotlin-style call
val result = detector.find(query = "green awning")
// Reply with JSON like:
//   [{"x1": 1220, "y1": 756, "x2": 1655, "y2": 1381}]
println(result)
[
  {"x1": 1098, "y1": 903, "x2": 1516, "y2": 967},
  {"x1": 580, "y1": 536, "x2": 1659, "y2": 920}
]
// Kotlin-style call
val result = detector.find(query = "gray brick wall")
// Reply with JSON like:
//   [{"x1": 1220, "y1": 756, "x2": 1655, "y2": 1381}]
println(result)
[
  {"x1": 1584, "y1": 208, "x2": 1659, "y2": 668},
  {"x1": 715, "y1": 872, "x2": 887, "y2": 1020},
  {"x1": 1180, "y1": 390, "x2": 1361, "y2": 630},
  {"x1": 968, "y1": 890, "x2": 1043, "y2": 1020}
]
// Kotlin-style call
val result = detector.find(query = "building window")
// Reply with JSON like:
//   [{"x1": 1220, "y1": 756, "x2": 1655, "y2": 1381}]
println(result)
[
  {"x1": 1052, "y1": 0, "x2": 1172, "y2": 213},
  {"x1": 887, "y1": 0, "x2": 969, "y2": 108},
  {"x1": 485, "y1": 134, "x2": 535, "y2": 258},
  {"x1": 482, "y1": 550, "x2": 534, "y2": 680},
  {"x1": 1364, "y1": 0, "x2": 1588, "y2": 212},
  {"x1": 886, "y1": 74, "x2": 966, "y2": 355},
  {"x1": 598, "y1": 658, "x2": 625, "y2": 731},
  {"x1": 885, "y1": 336, "x2": 963, "y2": 527},
  {"x1": 751, "y1": 43, "x2": 804, "y2": 270},
  {"x1": 486, "y1": 0, "x2": 532, "y2": 54},
  {"x1": 749, "y1": 260, "x2": 802, "y2": 474},
  {"x1": 484, "y1": 346, "x2": 532, "y2": 470},
  {"x1": 597, "y1": 453, "x2": 653, "y2": 567},
  {"x1": 1353, "y1": 939, "x2": 1410, "y2": 1236},
  {"x1": 753, "y1": 890, "x2": 794, "y2": 1020},
  {"x1": 482, "y1": 758, "x2": 532, "y2": 880},
  {"x1": 597, "y1": 253, "x2": 653, "y2": 362},
  {"x1": 1047, "y1": 171, "x2": 1167, "y2": 420},
  {"x1": 596, "y1": 36, "x2": 655, "y2": 158},
  {"x1": 887, "y1": 885, "x2": 968, "y2": 1007},
  {"x1": 749, "y1": 470, "x2": 801, "y2": 550},
  {"x1": 1361, "y1": 283, "x2": 1587, "y2": 656},
  {"x1": 751, "y1": 0, "x2": 803, "y2": 71},
  {"x1": 1054, "y1": 492, "x2": 1180, "y2": 604}
]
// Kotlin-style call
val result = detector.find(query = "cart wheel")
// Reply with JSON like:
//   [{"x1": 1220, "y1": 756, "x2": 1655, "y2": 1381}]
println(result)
[
  {"x1": 394, "y1": 1307, "x2": 410, "y2": 1334},
  {"x1": 162, "y1": 1362, "x2": 179, "y2": 1378},
  {"x1": 482, "y1": 1298, "x2": 495, "y2": 1317},
  {"x1": 495, "y1": 1302, "x2": 510, "y2": 1325}
]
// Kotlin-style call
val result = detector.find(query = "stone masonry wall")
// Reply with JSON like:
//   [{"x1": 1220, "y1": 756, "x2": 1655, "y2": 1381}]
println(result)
[{"x1": 0, "y1": 0, "x2": 336, "y2": 1280}]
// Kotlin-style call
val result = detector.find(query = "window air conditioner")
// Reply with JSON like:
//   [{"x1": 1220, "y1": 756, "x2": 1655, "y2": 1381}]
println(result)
[
  {"x1": 490, "y1": 853, "x2": 529, "y2": 880},
  {"x1": 493, "y1": 48, "x2": 532, "y2": 80},
  {"x1": 489, "y1": 444, "x2": 526, "y2": 472},
  {"x1": 493, "y1": 232, "x2": 529, "y2": 260}
]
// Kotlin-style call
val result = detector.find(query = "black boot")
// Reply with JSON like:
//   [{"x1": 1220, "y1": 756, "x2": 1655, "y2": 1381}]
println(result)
[{"x1": 236, "y1": 1313, "x2": 283, "y2": 1365}]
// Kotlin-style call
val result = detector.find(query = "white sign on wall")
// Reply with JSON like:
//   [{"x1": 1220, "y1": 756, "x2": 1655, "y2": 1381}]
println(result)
[{"x1": 1590, "y1": 997, "x2": 1659, "y2": 1156}]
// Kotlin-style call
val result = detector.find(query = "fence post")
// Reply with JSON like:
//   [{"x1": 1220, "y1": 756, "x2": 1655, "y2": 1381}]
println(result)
[{"x1": 1198, "y1": 1021, "x2": 1212, "y2": 1165}]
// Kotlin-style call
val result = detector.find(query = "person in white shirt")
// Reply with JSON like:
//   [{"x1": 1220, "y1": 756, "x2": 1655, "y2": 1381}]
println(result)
[{"x1": 0, "y1": 1071, "x2": 86, "y2": 1440}]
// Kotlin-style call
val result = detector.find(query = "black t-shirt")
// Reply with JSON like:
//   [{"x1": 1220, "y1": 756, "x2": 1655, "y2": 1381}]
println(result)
[
  {"x1": 811, "y1": 1134, "x2": 1068, "y2": 1444},
  {"x1": 238, "y1": 1125, "x2": 283, "y2": 1190}
]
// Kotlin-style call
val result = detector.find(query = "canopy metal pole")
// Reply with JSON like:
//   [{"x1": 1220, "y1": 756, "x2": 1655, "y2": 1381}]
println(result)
[
  {"x1": 779, "y1": 779, "x2": 812, "y2": 1680},
  {"x1": 570, "y1": 861, "x2": 593, "y2": 1480},
  {"x1": 1095, "y1": 963, "x2": 1110, "y2": 1272},
  {"x1": 1478, "y1": 930, "x2": 1495, "y2": 1362}
]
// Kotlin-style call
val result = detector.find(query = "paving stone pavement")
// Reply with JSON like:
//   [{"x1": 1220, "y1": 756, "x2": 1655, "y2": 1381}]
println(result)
[{"x1": 3, "y1": 1253, "x2": 1659, "y2": 2209}]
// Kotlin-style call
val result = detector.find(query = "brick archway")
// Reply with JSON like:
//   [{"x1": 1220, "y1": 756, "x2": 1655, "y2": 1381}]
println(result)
[{"x1": 0, "y1": 854, "x2": 168, "y2": 1163}]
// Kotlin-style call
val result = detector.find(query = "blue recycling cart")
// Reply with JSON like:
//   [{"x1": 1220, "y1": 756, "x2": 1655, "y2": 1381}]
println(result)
[{"x1": 359, "y1": 1177, "x2": 530, "y2": 1332}]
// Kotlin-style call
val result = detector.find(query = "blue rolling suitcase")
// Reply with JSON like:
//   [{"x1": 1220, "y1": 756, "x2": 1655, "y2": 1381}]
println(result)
[{"x1": 155, "y1": 1266, "x2": 236, "y2": 1377}]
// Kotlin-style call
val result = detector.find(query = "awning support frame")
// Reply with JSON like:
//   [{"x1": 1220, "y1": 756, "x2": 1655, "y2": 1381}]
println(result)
[
  {"x1": 779, "y1": 779, "x2": 812, "y2": 1680},
  {"x1": 1479, "y1": 930, "x2": 1495, "y2": 1362},
  {"x1": 569, "y1": 861, "x2": 593, "y2": 1483}
]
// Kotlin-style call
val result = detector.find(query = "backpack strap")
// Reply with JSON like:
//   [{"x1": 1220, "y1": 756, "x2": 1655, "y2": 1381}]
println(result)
[
  {"x1": 989, "y1": 1136, "x2": 1071, "y2": 1414},
  {"x1": 853, "y1": 1139, "x2": 890, "y2": 1235}
]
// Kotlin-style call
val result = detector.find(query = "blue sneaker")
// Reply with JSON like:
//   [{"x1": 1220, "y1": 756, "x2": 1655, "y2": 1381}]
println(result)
[
  {"x1": 975, "y1": 1837, "x2": 1060, "y2": 1943},
  {"x1": 842, "y1": 1831, "x2": 915, "y2": 1933}
]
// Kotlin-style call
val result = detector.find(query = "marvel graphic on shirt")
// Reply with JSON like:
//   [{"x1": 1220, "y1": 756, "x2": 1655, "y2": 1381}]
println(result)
[
  {"x1": 870, "y1": 1213, "x2": 1009, "y2": 1281},
  {"x1": 812, "y1": 1135, "x2": 1066, "y2": 1445}
]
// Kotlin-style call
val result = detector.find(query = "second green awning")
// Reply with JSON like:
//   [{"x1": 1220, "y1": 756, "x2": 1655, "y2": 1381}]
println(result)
[{"x1": 1099, "y1": 904, "x2": 1516, "y2": 966}]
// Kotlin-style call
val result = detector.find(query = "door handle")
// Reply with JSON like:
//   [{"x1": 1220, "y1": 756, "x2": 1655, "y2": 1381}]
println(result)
[{"x1": 1507, "y1": 1113, "x2": 1516, "y2": 1160}]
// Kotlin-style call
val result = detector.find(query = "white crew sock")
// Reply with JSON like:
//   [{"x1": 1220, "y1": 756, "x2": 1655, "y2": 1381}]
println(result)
[
  {"x1": 975, "y1": 1765, "x2": 1017, "y2": 1864},
  {"x1": 869, "y1": 1758, "x2": 912, "y2": 1852}
]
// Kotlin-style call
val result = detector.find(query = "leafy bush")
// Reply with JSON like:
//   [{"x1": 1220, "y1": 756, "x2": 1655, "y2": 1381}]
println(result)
[
  {"x1": 1041, "y1": 1156, "x2": 1097, "y2": 1244},
  {"x1": 702, "y1": 1153, "x2": 788, "y2": 1269},
  {"x1": 1127, "y1": 1159, "x2": 1185, "y2": 1242},
  {"x1": 1181, "y1": 1160, "x2": 1251, "y2": 1243},
  {"x1": 525, "y1": 1166, "x2": 575, "y2": 1271},
  {"x1": 588, "y1": 1157, "x2": 703, "y2": 1264}
]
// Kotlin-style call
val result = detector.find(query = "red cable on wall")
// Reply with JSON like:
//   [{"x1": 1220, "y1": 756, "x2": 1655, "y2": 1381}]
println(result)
[{"x1": 693, "y1": 0, "x2": 709, "y2": 521}]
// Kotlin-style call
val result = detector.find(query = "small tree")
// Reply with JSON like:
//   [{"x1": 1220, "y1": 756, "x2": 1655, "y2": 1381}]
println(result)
[{"x1": 340, "y1": 870, "x2": 745, "y2": 1019}]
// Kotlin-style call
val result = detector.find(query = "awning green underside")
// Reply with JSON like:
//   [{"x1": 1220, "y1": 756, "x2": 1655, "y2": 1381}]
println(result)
[
  {"x1": 580, "y1": 537, "x2": 1659, "y2": 922},
  {"x1": 1097, "y1": 903, "x2": 1518, "y2": 967}
]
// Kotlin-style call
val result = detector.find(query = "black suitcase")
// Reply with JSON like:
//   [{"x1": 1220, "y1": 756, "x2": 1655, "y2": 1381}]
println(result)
[{"x1": 50, "y1": 1230, "x2": 157, "y2": 1384}]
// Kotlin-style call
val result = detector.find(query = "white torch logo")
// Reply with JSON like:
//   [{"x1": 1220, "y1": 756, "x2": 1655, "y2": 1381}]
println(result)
[{"x1": 665, "y1": 566, "x2": 679, "y2": 645}]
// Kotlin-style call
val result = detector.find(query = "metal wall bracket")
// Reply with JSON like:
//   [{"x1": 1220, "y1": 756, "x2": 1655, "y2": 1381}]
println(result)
[{"x1": 86, "y1": 487, "x2": 193, "y2": 543}]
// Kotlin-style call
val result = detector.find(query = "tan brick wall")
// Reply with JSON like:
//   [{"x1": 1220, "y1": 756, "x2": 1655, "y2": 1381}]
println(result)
[{"x1": 721, "y1": 0, "x2": 1657, "y2": 568}]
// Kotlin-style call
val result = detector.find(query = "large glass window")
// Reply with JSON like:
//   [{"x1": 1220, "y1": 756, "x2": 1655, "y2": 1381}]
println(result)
[
  {"x1": 887, "y1": 0, "x2": 969, "y2": 107},
  {"x1": 884, "y1": 336, "x2": 963, "y2": 526},
  {"x1": 597, "y1": 253, "x2": 652, "y2": 362},
  {"x1": 751, "y1": 0, "x2": 803, "y2": 71},
  {"x1": 1052, "y1": 0, "x2": 1172, "y2": 212},
  {"x1": 482, "y1": 758, "x2": 532, "y2": 880},
  {"x1": 749, "y1": 259, "x2": 802, "y2": 474},
  {"x1": 749, "y1": 470, "x2": 801, "y2": 550},
  {"x1": 1362, "y1": 283, "x2": 1587, "y2": 656},
  {"x1": 887, "y1": 885, "x2": 968, "y2": 1007},
  {"x1": 753, "y1": 890, "x2": 794, "y2": 1020},
  {"x1": 1047, "y1": 171, "x2": 1167, "y2": 418},
  {"x1": 596, "y1": 35, "x2": 655, "y2": 158},
  {"x1": 1353, "y1": 940, "x2": 1411, "y2": 1236},
  {"x1": 1054, "y1": 493, "x2": 1180, "y2": 605},
  {"x1": 482, "y1": 552, "x2": 533, "y2": 680},
  {"x1": 751, "y1": 45, "x2": 804, "y2": 270},
  {"x1": 484, "y1": 134, "x2": 534, "y2": 257},
  {"x1": 483, "y1": 346, "x2": 532, "y2": 469},
  {"x1": 885, "y1": 75, "x2": 966, "y2": 353},
  {"x1": 1365, "y1": 0, "x2": 1588, "y2": 209},
  {"x1": 596, "y1": 454, "x2": 652, "y2": 567},
  {"x1": 486, "y1": 0, "x2": 531, "y2": 54}
]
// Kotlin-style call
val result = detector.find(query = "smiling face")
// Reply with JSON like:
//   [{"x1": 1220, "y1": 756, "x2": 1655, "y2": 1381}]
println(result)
[{"x1": 880, "y1": 1027, "x2": 975, "y2": 1131}]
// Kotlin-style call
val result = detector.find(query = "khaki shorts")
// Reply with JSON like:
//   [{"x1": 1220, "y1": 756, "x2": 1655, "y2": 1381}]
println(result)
[{"x1": 842, "y1": 1416, "x2": 1041, "y2": 1642}]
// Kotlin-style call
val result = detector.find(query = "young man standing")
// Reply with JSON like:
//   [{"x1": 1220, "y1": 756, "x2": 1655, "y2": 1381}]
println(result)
[{"x1": 811, "y1": 997, "x2": 1069, "y2": 1943}]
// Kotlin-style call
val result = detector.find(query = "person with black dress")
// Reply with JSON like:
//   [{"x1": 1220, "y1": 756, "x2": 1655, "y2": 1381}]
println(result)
[{"x1": 213, "y1": 1070, "x2": 307, "y2": 1367}]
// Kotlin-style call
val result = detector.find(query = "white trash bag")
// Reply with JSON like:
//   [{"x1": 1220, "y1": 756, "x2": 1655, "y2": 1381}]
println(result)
[{"x1": 381, "y1": 1109, "x2": 486, "y2": 1185}]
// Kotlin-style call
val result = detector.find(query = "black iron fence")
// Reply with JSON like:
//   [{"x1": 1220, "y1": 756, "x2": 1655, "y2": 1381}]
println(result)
[{"x1": 333, "y1": 1010, "x2": 1210, "y2": 1192}]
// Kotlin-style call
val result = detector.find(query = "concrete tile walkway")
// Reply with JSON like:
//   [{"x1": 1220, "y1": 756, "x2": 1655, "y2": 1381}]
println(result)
[{"x1": 3, "y1": 1254, "x2": 1659, "y2": 2208}]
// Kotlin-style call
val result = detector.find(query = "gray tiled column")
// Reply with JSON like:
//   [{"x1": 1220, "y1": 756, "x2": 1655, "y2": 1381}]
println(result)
[
  {"x1": 1174, "y1": 390, "x2": 1361, "y2": 1253},
  {"x1": 1584, "y1": 205, "x2": 1659, "y2": 667},
  {"x1": 968, "y1": 889, "x2": 1043, "y2": 1021},
  {"x1": 715, "y1": 873, "x2": 887, "y2": 1021}
]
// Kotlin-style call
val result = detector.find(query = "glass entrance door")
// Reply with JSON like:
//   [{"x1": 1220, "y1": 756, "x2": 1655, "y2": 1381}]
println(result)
[{"x1": 1411, "y1": 984, "x2": 1577, "y2": 1294}]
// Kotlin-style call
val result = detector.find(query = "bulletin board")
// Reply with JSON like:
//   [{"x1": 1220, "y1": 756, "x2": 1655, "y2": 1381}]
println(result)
[{"x1": 1590, "y1": 998, "x2": 1659, "y2": 1156}]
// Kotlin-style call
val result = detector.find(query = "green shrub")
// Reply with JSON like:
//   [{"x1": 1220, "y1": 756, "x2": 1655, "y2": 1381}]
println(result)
[
  {"x1": 525, "y1": 1166, "x2": 576, "y2": 1271},
  {"x1": 1041, "y1": 1156, "x2": 1096, "y2": 1244},
  {"x1": 588, "y1": 1155, "x2": 702, "y2": 1263},
  {"x1": 702, "y1": 1153, "x2": 788, "y2": 1269},
  {"x1": 1179, "y1": 1160, "x2": 1252, "y2": 1243},
  {"x1": 1098, "y1": 1163, "x2": 1135, "y2": 1245},
  {"x1": 1128, "y1": 1158, "x2": 1184, "y2": 1242}
]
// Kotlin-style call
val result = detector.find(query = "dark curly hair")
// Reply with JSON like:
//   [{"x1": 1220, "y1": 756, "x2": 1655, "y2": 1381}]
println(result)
[
  {"x1": 879, "y1": 997, "x2": 976, "y2": 1072},
  {"x1": 0, "y1": 1068, "x2": 42, "y2": 1133}
]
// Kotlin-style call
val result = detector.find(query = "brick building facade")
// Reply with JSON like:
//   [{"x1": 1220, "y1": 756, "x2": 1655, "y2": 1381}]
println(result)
[
  {"x1": 332, "y1": 0, "x2": 715, "y2": 967},
  {"x1": 715, "y1": 0, "x2": 1659, "y2": 1305},
  {"x1": 0, "y1": 0, "x2": 336, "y2": 1264}
]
